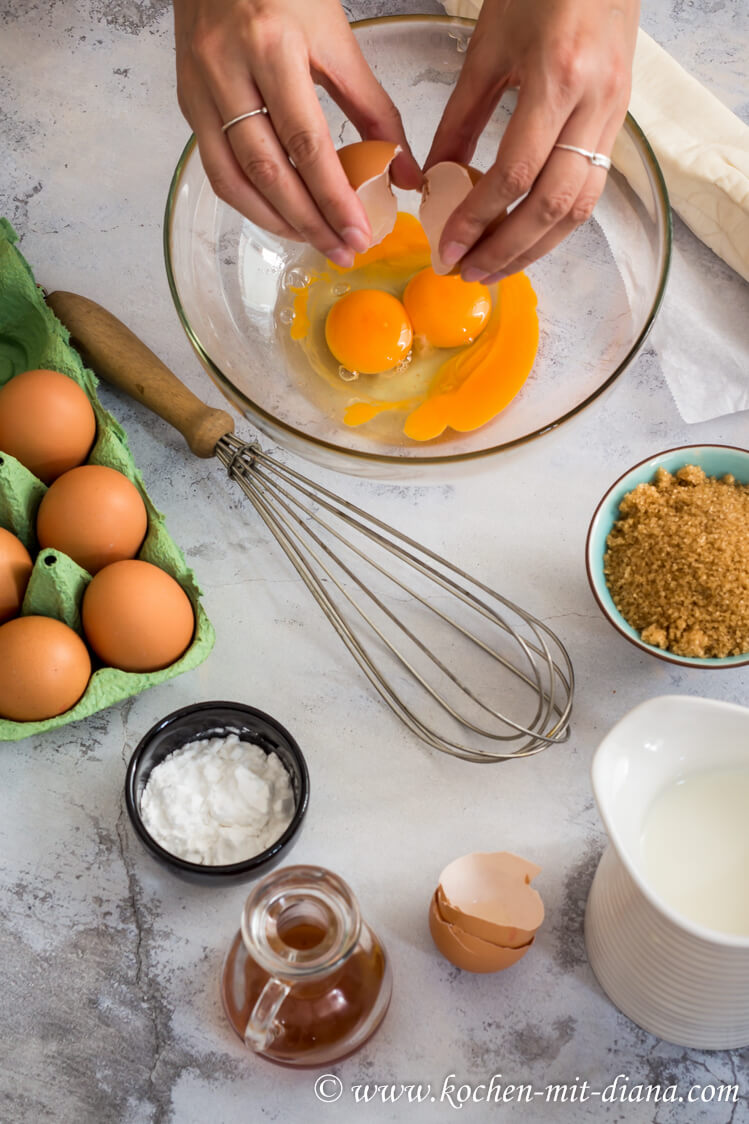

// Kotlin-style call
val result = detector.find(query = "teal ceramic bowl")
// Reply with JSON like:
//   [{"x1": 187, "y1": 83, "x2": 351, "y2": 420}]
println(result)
[{"x1": 586, "y1": 445, "x2": 749, "y2": 668}]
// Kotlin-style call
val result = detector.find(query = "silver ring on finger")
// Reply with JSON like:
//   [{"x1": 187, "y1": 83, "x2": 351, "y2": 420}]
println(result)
[
  {"x1": 222, "y1": 107, "x2": 269, "y2": 134},
  {"x1": 553, "y1": 143, "x2": 611, "y2": 171}
]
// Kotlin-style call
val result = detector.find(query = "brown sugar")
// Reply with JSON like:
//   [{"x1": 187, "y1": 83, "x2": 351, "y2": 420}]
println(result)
[{"x1": 603, "y1": 464, "x2": 749, "y2": 659}]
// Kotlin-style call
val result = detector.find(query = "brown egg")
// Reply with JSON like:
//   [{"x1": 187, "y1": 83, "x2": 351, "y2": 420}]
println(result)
[
  {"x1": 82, "y1": 559, "x2": 195, "y2": 672},
  {"x1": 428, "y1": 851, "x2": 544, "y2": 973},
  {"x1": 0, "y1": 527, "x2": 33, "y2": 624},
  {"x1": 0, "y1": 615, "x2": 91, "y2": 721},
  {"x1": 0, "y1": 368, "x2": 96, "y2": 483},
  {"x1": 337, "y1": 140, "x2": 399, "y2": 249},
  {"x1": 36, "y1": 464, "x2": 148, "y2": 574}
]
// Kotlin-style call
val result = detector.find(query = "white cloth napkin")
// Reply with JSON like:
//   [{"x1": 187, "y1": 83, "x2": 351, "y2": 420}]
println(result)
[{"x1": 437, "y1": 3, "x2": 749, "y2": 421}]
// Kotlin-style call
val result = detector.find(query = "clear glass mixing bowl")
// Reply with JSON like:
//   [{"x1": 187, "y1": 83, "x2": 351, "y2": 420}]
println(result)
[{"x1": 164, "y1": 15, "x2": 671, "y2": 478}]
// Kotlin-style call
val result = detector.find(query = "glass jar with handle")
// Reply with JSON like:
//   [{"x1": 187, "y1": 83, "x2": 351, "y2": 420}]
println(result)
[{"x1": 221, "y1": 864, "x2": 392, "y2": 1066}]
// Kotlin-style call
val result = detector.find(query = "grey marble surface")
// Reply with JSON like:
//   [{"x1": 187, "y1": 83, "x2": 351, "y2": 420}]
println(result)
[{"x1": 1, "y1": 2, "x2": 748, "y2": 1122}]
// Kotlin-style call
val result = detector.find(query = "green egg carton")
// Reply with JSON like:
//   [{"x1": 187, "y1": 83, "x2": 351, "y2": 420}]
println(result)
[{"x1": 0, "y1": 218, "x2": 215, "y2": 741}]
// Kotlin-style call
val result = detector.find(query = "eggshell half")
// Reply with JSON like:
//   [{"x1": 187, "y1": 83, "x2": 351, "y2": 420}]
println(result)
[
  {"x1": 419, "y1": 162, "x2": 483, "y2": 274},
  {"x1": 338, "y1": 140, "x2": 399, "y2": 249},
  {"x1": 0, "y1": 527, "x2": 33, "y2": 624},
  {"x1": 429, "y1": 892, "x2": 534, "y2": 973},
  {"x1": 437, "y1": 851, "x2": 545, "y2": 948}
]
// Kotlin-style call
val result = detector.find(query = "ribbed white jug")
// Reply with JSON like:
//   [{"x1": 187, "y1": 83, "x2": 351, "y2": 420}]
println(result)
[{"x1": 585, "y1": 695, "x2": 749, "y2": 1049}]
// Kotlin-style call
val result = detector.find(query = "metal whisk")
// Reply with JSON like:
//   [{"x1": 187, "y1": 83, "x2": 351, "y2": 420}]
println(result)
[{"x1": 47, "y1": 291, "x2": 574, "y2": 763}]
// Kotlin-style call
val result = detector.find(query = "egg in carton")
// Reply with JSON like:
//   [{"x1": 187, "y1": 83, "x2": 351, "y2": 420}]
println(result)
[{"x1": 0, "y1": 218, "x2": 214, "y2": 741}]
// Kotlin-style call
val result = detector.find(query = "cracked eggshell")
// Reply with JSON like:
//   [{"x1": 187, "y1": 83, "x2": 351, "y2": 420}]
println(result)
[
  {"x1": 429, "y1": 892, "x2": 534, "y2": 973},
  {"x1": 437, "y1": 851, "x2": 545, "y2": 949},
  {"x1": 419, "y1": 161, "x2": 483, "y2": 274},
  {"x1": 337, "y1": 140, "x2": 399, "y2": 249}
]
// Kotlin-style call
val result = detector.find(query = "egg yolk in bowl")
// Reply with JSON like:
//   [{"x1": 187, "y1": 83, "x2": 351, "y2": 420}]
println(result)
[
  {"x1": 324, "y1": 289, "x2": 413, "y2": 375},
  {"x1": 281, "y1": 213, "x2": 538, "y2": 442},
  {"x1": 403, "y1": 268, "x2": 491, "y2": 350}
]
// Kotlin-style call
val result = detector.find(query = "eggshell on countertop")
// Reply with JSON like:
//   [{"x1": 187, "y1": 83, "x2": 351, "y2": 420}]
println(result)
[
  {"x1": 429, "y1": 892, "x2": 534, "y2": 973},
  {"x1": 0, "y1": 526, "x2": 33, "y2": 623},
  {"x1": 337, "y1": 140, "x2": 400, "y2": 249},
  {"x1": 438, "y1": 851, "x2": 545, "y2": 948}
]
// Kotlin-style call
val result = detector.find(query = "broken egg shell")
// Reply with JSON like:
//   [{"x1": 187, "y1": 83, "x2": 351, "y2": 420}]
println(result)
[
  {"x1": 429, "y1": 892, "x2": 534, "y2": 973},
  {"x1": 419, "y1": 162, "x2": 509, "y2": 276},
  {"x1": 419, "y1": 162, "x2": 482, "y2": 275},
  {"x1": 337, "y1": 140, "x2": 399, "y2": 249},
  {"x1": 437, "y1": 851, "x2": 545, "y2": 949}
]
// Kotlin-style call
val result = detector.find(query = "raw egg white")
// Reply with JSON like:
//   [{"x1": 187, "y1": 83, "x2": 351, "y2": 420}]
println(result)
[
  {"x1": 0, "y1": 615, "x2": 91, "y2": 721},
  {"x1": 82, "y1": 559, "x2": 195, "y2": 672},
  {"x1": 0, "y1": 368, "x2": 96, "y2": 483},
  {"x1": 0, "y1": 526, "x2": 33, "y2": 624},
  {"x1": 36, "y1": 464, "x2": 148, "y2": 574}
]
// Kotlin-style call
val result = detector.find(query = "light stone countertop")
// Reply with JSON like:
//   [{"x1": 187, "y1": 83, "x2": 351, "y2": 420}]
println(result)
[{"x1": 1, "y1": 2, "x2": 748, "y2": 1122}]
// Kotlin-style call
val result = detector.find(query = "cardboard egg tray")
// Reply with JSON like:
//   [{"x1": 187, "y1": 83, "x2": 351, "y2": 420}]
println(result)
[{"x1": 0, "y1": 218, "x2": 215, "y2": 741}]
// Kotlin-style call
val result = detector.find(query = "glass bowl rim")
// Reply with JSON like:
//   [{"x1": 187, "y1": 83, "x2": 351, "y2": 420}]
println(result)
[
  {"x1": 585, "y1": 444, "x2": 749, "y2": 670},
  {"x1": 125, "y1": 699, "x2": 310, "y2": 878},
  {"x1": 163, "y1": 13, "x2": 672, "y2": 469}
]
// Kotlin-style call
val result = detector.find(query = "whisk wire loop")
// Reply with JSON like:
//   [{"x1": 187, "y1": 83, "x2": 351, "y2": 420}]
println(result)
[
  {"x1": 217, "y1": 435, "x2": 574, "y2": 762},
  {"x1": 237, "y1": 456, "x2": 547, "y2": 742}
]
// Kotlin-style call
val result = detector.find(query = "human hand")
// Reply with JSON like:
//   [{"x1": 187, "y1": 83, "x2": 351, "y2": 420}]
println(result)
[
  {"x1": 173, "y1": 0, "x2": 421, "y2": 267},
  {"x1": 425, "y1": 0, "x2": 640, "y2": 283}
]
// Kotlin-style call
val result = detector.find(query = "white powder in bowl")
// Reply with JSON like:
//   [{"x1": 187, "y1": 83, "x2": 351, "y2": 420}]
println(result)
[{"x1": 139, "y1": 733, "x2": 296, "y2": 865}]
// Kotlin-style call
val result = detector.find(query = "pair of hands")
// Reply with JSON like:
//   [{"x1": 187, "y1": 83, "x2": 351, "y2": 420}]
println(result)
[{"x1": 173, "y1": 0, "x2": 639, "y2": 280}]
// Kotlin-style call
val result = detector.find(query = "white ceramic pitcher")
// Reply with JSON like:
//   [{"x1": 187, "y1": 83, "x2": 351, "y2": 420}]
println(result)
[{"x1": 585, "y1": 694, "x2": 749, "y2": 1049}]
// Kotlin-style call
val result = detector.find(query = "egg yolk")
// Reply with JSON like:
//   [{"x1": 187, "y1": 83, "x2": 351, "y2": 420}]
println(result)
[
  {"x1": 325, "y1": 289, "x2": 413, "y2": 374},
  {"x1": 403, "y1": 268, "x2": 491, "y2": 349}
]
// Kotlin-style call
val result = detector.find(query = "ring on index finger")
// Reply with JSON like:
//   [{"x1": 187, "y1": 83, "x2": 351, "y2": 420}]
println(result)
[{"x1": 222, "y1": 107, "x2": 269, "y2": 134}]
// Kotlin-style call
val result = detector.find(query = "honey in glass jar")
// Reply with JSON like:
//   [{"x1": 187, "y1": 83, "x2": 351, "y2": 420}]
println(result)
[{"x1": 221, "y1": 864, "x2": 392, "y2": 1066}]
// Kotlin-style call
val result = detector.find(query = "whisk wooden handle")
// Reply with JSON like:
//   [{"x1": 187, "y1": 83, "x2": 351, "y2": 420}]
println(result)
[{"x1": 46, "y1": 290, "x2": 235, "y2": 458}]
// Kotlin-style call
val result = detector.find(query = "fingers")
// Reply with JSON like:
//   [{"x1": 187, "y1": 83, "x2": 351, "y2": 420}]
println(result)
[
  {"x1": 424, "y1": 30, "x2": 508, "y2": 171},
  {"x1": 315, "y1": 29, "x2": 423, "y2": 190},
  {"x1": 457, "y1": 106, "x2": 615, "y2": 282},
  {"x1": 181, "y1": 84, "x2": 301, "y2": 243},
  {"x1": 252, "y1": 45, "x2": 377, "y2": 256},
  {"x1": 194, "y1": 38, "x2": 368, "y2": 264},
  {"x1": 473, "y1": 163, "x2": 607, "y2": 284},
  {"x1": 480, "y1": 108, "x2": 624, "y2": 280},
  {"x1": 424, "y1": 0, "x2": 636, "y2": 280},
  {"x1": 176, "y1": 0, "x2": 422, "y2": 258},
  {"x1": 437, "y1": 76, "x2": 573, "y2": 273}
]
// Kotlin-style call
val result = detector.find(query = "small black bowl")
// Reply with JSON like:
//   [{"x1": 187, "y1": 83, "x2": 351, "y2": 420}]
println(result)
[{"x1": 125, "y1": 701, "x2": 310, "y2": 885}]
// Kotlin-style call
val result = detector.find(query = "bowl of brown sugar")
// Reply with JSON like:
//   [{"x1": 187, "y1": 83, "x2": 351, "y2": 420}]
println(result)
[{"x1": 586, "y1": 445, "x2": 749, "y2": 668}]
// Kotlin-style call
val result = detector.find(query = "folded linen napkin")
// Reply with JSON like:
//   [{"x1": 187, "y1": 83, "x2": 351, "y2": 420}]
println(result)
[{"x1": 437, "y1": 3, "x2": 749, "y2": 420}]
